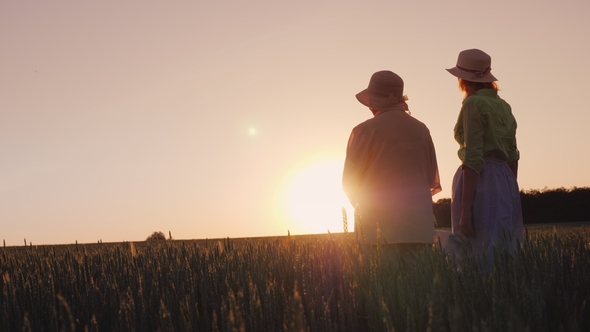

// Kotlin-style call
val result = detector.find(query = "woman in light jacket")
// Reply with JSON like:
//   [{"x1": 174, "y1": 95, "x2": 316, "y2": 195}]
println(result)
[{"x1": 343, "y1": 70, "x2": 441, "y2": 262}]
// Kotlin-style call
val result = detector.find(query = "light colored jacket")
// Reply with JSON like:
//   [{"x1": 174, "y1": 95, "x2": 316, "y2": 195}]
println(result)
[
  {"x1": 343, "y1": 109, "x2": 441, "y2": 244},
  {"x1": 454, "y1": 89, "x2": 519, "y2": 173}
]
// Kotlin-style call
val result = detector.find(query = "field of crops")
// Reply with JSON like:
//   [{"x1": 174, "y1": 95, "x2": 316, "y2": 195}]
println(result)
[{"x1": 1, "y1": 224, "x2": 589, "y2": 331}]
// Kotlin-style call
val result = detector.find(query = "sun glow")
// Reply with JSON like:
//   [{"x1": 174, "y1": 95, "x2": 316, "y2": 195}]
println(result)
[{"x1": 283, "y1": 159, "x2": 353, "y2": 234}]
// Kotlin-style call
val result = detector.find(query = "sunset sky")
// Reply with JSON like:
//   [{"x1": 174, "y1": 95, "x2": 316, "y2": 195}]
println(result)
[{"x1": 2, "y1": 0, "x2": 589, "y2": 245}]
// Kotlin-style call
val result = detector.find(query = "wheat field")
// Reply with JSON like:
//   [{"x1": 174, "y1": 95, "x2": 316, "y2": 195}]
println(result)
[{"x1": 1, "y1": 224, "x2": 588, "y2": 331}]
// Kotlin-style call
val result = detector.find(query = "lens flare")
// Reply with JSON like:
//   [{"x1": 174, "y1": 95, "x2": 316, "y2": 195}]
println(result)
[{"x1": 282, "y1": 159, "x2": 353, "y2": 234}]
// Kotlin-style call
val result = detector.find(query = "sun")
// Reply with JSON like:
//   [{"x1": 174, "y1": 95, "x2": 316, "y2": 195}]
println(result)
[{"x1": 282, "y1": 159, "x2": 353, "y2": 234}]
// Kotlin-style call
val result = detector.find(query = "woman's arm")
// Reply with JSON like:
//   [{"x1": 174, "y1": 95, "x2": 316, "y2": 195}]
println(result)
[
  {"x1": 458, "y1": 101, "x2": 485, "y2": 237},
  {"x1": 460, "y1": 166, "x2": 479, "y2": 237},
  {"x1": 507, "y1": 161, "x2": 518, "y2": 179}
]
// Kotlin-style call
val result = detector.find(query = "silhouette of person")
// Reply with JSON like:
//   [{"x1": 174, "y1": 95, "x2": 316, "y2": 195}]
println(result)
[
  {"x1": 439, "y1": 49, "x2": 524, "y2": 264},
  {"x1": 343, "y1": 70, "x2": 441, "y2": 263}
]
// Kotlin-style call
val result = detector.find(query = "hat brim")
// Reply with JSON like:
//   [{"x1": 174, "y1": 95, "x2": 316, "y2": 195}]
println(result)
[
  {"x1": 446, "y1": 67, "x2": 497, "y2": 83},
  {"x1": 356, "y1": 89, "x2": 371, "y2": 108},
  {"x1": 356, "y1": 89, "x2": 395, "y2": 111},
  {"x1": 356, "y1": 89, "x2": 407, "y2": 112}
]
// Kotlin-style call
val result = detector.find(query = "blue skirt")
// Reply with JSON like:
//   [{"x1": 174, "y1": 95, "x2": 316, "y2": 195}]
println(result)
[{"x1": 441, "y1": 158, "x2": 524, "y2": 262}]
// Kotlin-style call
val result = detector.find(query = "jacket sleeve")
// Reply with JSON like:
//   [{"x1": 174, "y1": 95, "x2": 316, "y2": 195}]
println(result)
[
  {"x1": 507, "y1": 118, "x2": 520, "y2": 163},
  {"x1": 461, "y1": 102, "x2": 486, "y2": 173},
  {"x1": 342, "y1": 126, "x2": 371, "y2": 206},
  {"x1": 426, "y1": 130, "x2": 442, "y2": 196}
]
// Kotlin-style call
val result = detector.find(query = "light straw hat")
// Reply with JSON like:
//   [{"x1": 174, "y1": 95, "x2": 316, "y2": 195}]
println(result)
[
  {"x1": 356, "y1": 71, "x2": 408, "y2": 111},
  {"x1": 446, "y1": 49, "x2": 497, "y2": 83}
]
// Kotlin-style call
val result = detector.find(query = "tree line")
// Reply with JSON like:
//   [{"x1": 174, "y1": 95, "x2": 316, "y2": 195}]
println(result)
[{"x1": 432, "y1": 187, "x2": 590, "y2": 228}]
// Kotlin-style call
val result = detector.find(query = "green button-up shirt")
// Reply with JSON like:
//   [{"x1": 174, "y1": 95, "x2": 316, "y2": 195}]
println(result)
[{"x1": 454, "y1": 89, "x2": 519, "y2": 173}]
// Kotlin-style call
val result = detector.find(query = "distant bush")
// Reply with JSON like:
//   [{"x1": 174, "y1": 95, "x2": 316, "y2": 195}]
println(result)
[
  {"x1": 146, "y1": 231, "x2": 166, "y2": 241},
  {"x1": 432, "y1": 198, "x2": 451, "y2": 228},
  {"x1": 520, "y1": 186, "x2": 590, "y2": 224}
]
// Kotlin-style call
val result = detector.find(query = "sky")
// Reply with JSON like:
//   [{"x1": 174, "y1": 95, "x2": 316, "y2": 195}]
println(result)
[{"x1": 1, "y1": 0, "x2": 589, "y2": 245}]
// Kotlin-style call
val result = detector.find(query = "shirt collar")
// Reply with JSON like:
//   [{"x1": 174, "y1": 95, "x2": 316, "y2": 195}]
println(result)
[{"x1": 475, "y1": 89, "x2": 498, "y2": 98}]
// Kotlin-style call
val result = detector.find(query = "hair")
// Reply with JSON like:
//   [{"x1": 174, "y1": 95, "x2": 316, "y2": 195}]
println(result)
[{"x1": 458, "y1": 78, "x2": 499, "y2": 98}]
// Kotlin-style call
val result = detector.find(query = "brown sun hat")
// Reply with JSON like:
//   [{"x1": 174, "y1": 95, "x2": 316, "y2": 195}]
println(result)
[
  {"x1": 446, "y1": 49, "x2": 497, "y2": 83},
  {"x1": 356, "y1": 70, "x2": 408, "y2": 111}
]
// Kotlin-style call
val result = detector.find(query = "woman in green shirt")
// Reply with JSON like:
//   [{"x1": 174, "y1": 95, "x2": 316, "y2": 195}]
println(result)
[{"x1": 442, "y1": 49, "x2": 524, "y2": 264}]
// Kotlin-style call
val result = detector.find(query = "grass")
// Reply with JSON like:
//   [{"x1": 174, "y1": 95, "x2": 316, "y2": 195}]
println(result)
[{"x1": 0, "y1": 224, "x2": 588, "y2": 331}]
